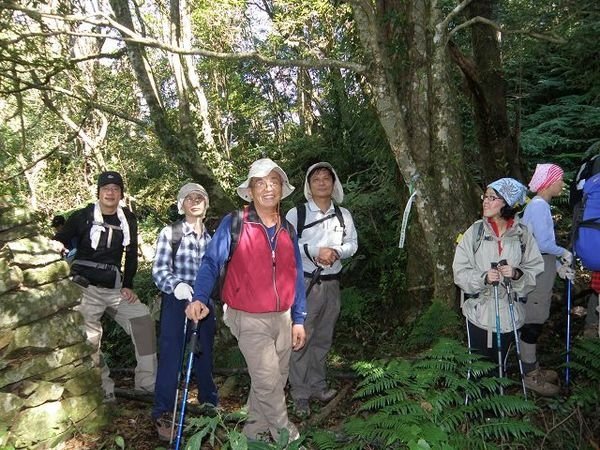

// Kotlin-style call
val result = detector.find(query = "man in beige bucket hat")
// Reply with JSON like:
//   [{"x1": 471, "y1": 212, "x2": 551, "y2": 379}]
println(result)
[{"x1": 186, "y1": 158, "x2": 307, "y2": 443}]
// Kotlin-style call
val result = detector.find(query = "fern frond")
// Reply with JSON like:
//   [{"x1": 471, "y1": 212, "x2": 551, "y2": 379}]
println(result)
[
  {"x1": 358, "y1": 388, "x2": 409, "y2": 411},
  {"x1": 470, "y1": 417, "x2": 543, "y2": 441}
]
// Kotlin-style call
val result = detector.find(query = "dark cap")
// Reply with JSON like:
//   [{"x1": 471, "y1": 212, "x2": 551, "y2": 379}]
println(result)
[{"x1": 97, "y1": 171, "x2": 125, "y2": 192}]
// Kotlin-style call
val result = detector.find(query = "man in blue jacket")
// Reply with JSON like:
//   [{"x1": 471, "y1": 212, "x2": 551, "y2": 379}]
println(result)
[{"x1": 185, "y1": 158, "x2": 306, "y2": 443}]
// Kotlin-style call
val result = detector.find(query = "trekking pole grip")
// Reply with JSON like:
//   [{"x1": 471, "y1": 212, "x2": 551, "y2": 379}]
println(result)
[
  {"x1": 490, "y1": 262, "x2": 499, "y2": 286},
  {"x1": 189, "y1": 320, "x2": 202, "y2": 355}
]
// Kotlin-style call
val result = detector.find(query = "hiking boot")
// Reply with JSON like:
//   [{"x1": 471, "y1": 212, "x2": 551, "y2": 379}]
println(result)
[
  {"x1": 103, "y1": 392, "x2": 116, "y2": 403},
  {"x1": 538, "y1": 367, "x2": 559, "y2": 384},
  {"x1": 154, "y1": 412, "x2": 174, "y2": 442},
  {"x1": 524, "y1": 369, "x2": 560, "y2": 396},
  {"x1": 312, "y1": 388, "x2": 337, "y2": 403},
  {"x1": 583, "y1": 325, "x2": 598, "y2": 338},
  {"x1": 293, "y1": 399, "x2": 311, "y2": 419}
]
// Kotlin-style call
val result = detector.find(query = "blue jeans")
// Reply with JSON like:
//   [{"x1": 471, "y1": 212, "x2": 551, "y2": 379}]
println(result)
[{"x1": 152, "y1": 294, "x2": 218, "y2": 419}]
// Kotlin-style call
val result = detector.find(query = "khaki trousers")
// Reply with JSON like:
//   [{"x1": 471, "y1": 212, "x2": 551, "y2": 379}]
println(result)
[
  {"x1": 76, "y1": 284, "x2": 157, "y2": 395},
  {"x1": 224, "y1": 307, "x2": 298, "y2": 442}
]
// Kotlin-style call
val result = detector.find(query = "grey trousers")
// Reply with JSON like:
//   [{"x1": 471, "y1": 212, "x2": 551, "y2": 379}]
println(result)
[
  {"x1": 520, "y1": 254, "x2": 556, "y2": 365},
  {"x1": 289, "y1": 279, "x2": 340, "y2": 401},
  {"x1": 523, "y1": 254, "x2": 556, "y2": 324},
  {"x1": 76, "y1": 285, "x2": 157, "y2": 395},
  {"x1": 585, "y1": 292, "x2": 599, "y2": 327},
  {"x1": 224, "y1": 307, "x2": 298, "y2": 442}
]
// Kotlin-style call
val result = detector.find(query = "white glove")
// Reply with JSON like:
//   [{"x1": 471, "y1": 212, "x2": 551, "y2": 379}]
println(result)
[
  {"x1": 560, "y1": 250, "x2": 573, "y2": 266},
  {"x1": 557, "y1": 265, "x2": 575, "y2": 281},
  {"x1": 174, "y1": 282, "x2": 194, "y2": 301}
]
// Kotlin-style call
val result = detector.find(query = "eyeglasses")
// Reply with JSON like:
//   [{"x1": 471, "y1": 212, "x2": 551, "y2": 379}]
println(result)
[
  {"x1": 185, "y1": 195, "x2": 205, "y2": 203},
  {"x1": 481, "y1": 194, "x2": 501, "y2": 202},
  {"x1": 252, "y1": 178, "x2": 282, "y2": 190}
]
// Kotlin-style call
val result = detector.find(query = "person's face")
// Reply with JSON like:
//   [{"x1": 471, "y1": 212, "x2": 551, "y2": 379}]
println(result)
[
  {"x1": 309, "y1": 168, "x2": 334, "y2": 200},
  {"x1": 98, "y1": 184, "x2": 122, "y2": 210},
  {"x1": 546, "y1": 177, "x2": 564, "y2": 197},
  {"x1": 249, "y1": 170, "x2": 283, "y2": 211},
  {"x1": 482, "y1": 188, "x2": 506, "y2": 219},
  {"x1": 183, "y1": 192, "x2": 207, "y2": 219}
]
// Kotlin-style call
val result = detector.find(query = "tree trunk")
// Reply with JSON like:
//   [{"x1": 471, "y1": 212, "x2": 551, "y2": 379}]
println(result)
[
  {"x1": 348, "y1": 0, "x2": 478, "y2": 305},
  {"x1": 108, "y1": 0, "x2": 234, "y2": 211},
  {"x1": 449, "y1": 0, "x2": 523, "y2": 182}
]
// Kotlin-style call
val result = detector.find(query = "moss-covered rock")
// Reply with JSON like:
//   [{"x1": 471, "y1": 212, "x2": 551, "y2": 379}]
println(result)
[
  {"x1": 22, "y1": 260, "x2": 70, "y2": 287},
  {"x1": 0, "y1": 261, "x2": 23, "y2": 295},
  {"x1": 0, "y1": 279, "x2": 81, "y2": 330},
  {"x1": 2, "y1": 310, "x2": 85, "y2": 359},
  {"x1": 5, "y1": 237, "x2": 62, "y2": 267},
  {"x1": 0, "y1": 342, "x2": 92, "y2": 389}
]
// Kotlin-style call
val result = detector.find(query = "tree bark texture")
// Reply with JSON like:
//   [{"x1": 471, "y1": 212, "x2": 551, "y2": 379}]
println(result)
[
  {"x1": 449, "y1": 0, "x2": 523, "y2": 182},
  {"x1": 348, "y1": 0, "x2": 478, "y2": 305},
  {"x1": 108, "y1": 0, "x2": 234, "y2": 211}
]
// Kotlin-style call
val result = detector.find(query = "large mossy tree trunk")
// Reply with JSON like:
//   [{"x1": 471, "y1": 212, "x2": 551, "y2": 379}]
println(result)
[
  {"x1": 348, "y1": 0, "x2": 479, "y2": 305},
  {"x1": 0, "y1": 197, "x2": 107, "y2": 449}
]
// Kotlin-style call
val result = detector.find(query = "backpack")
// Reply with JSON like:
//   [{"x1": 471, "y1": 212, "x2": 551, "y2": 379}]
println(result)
[
  {"x1": 295, "y1": 203, "x2": 345, "y2": 239},
  {"x1": 471, "y1": 219, "x2": 526, "y2": 261},
  {"x1": 569, "y1": 154, "x2": 600, "y2": 209},
  {"x1": 573, "y1": 172, "x2": 600, "y2": 270}
]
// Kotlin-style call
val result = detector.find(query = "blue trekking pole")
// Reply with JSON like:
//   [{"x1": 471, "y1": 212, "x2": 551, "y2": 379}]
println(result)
[
  {"x1": 491, "y1": 262, "x2": 504, "y2": 395},
  {"x1": 565, "y1": 279, "x2": 572, "y2": 387},
  {"x1": 499, "y1": 260, "x2": 527, "y2": 399},
  {"x1": 169, "y1": 319, "x2": 189, "y2": 445},
  {"x1": 174, "y1": 321, "x2": 201, "y2": 450}
]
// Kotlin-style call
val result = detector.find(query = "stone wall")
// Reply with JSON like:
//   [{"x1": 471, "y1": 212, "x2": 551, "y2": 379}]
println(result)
[{"x1": 0, "y1": 197, "x2": 107, "y2": 449}]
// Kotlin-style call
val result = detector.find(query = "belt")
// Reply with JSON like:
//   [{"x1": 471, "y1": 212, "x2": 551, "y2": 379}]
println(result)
[
  {"x1": 464, "y1": 292, "x2": 527, "y2": 303},
  {"x1": 303, "y1": 271, "x2": 341, "y2": 281},
  {"x1": 72, "y1": 259, "x2": 119, "y2": 271}
]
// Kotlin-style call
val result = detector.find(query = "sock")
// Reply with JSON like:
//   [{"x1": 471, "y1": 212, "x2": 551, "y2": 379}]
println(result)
[{"x1": 519, "y1": 340, "x2": 537, "y2": 374}]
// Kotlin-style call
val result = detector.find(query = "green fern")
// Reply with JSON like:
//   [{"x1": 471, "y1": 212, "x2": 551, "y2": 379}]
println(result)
[
  {"x1": 324, "y1": 339, "x2": 541, "y2": 449},
  {"x1": 538, "y1": 337, "x2": 600, "y2": 449}
]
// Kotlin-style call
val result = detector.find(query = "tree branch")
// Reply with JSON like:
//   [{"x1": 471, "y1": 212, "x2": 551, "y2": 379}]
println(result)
[
  {"x1": 448, "y1": 15, "x2": 567, "y2": 44},
  {"x1": 1, "y1": 130, "x2": 81, "y2": 182},
  {"x1": 0, "y1": 1, "x2": 367, "y2": 73},
  {"x1": 0, "y1": 75, "x2": 147, "y2": 126}
]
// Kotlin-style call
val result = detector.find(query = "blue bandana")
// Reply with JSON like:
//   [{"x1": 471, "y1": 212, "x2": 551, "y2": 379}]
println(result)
[{"x1": 487, "y1": 178, "x2": 527, "y2": 207}]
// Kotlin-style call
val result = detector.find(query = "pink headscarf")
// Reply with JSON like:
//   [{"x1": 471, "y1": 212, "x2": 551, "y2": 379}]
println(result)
[{"x1": 528, "y1": 163, "x2": 564, "y2": 193}]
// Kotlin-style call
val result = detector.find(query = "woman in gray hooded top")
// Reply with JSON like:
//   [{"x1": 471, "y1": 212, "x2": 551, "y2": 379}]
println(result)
[{"x1": 453, "y1": 178, "x2": 544, "y2": 364}]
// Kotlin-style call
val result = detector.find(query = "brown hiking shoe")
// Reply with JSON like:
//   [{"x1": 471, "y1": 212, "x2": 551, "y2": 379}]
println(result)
[
  {"x1": 538, "y1": 367, "x2": 559, "y2": 384},
  {"x1": 524, "y1": 369, "x2": 560, "y2": 396},
  {"x1": 293, "y1": 399, "x2": 311, "y2": 419},
  {"x1": 154, "y1": 412, "x2": 174, "y2": 442},
  {"x1": 311, "y1": 388, "x2": 337, "y2": 403}
]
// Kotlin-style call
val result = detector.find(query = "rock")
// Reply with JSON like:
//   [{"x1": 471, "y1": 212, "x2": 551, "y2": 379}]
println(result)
[
  {"x1": 0, "y1": 279, "x2": 81, "y2": 330},
  {"x1": 22, "y1": 260, "x2": 70, "y2": 287},
  {"x1": 2, "y1": 310, "x2": 85, "y2": 360},
  {"x1": 0, "y1": 265, "x2": 23, "y2": 295},
  {"x1": 21, "y1": 381, "x2": 64, "y2": 407},
  {"x1": 5, "y1": 236, "x2": 63, "y2": 267},
  {"x1": 0, "y1": 342, "x2": 92, "y2": 389}
]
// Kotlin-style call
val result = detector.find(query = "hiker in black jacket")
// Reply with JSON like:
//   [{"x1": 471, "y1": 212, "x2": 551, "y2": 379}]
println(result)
[{"x1": 54, "y1": 171, "x2": 156, "y2": 401}]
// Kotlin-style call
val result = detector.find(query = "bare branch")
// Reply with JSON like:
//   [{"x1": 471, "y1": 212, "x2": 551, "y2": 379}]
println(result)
[
  {"x1": 436, "y1": 0, "x2": 474, "y2": 42},
  {"x1": 449, "y1": 15, "x2": 567, "y2": 44},
  {"x1": 0, "y1": 0, "x2": 367, "y2": 73},
  {"x1": 1, "y1": 130, "x2": 81, "y2": 182},
  {"x1": 0, "y1": 74, "x2": 147, "y2": 126}
]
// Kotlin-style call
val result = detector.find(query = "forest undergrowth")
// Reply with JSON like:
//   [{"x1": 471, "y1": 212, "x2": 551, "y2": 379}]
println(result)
[{"x1": 61, "y1": 271, "x2": 600, "y2": 450}]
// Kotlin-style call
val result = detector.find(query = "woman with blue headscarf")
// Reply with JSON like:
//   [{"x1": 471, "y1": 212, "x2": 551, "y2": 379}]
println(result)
[{"x1": 453, "y1": 178, "x2": 544, "y2": 367}]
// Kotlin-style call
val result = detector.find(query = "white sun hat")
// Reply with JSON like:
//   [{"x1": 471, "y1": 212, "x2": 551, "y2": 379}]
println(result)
[{"x1": 236, "y1": 158, "x2": 294, "y2": 202}]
